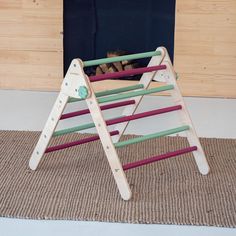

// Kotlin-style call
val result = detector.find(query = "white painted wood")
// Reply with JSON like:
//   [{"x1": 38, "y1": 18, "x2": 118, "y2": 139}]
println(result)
[
  {"x1": 156, "y1": 47, "x2": 210, "y2": 175},
  {"x1": 111, "y1": 47, "x2": 166, "y2": 143},
  {"x1": 61, "y1": 59, "x2": 91, "y2": 99},
  {"x1": 85, "y1": 83, "x2": 132, "y2": 200},
  {"x1": 29, "y1": 91, "x2": 69, "y2": 170}
]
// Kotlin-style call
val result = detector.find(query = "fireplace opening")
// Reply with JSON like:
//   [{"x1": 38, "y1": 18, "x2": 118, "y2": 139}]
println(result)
[{"x1": 64, "y1": 0, "x2": 176, "y2": 79}]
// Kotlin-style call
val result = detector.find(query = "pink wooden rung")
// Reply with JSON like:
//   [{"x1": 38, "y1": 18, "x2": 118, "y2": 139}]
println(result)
[
  {"x1": 60, "y1": 100, "x2": 135, "y2": 120},
  {"x1": 123, "y1": 146, "x2": 197, "y2": 171},
  {"x1": 89, "y1": 65, "x2": 167, "y2": 82},
  {"x1": 45, "y1": 130, "x2": 119, "y2": 153}
]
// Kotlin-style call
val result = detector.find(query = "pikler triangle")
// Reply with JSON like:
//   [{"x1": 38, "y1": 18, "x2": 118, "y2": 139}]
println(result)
[{"x1": 29, "y1": 47, "x2": 210, "y2": 200}]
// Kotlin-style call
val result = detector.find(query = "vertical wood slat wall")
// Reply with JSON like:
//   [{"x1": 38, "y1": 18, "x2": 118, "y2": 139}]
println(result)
[
  {"x1": 174, "y1": 0, "x2": 236, "y2": 98},
  {"x1": 0, "y1": 0, "x2": 236, "y2": 98},
  {"x1": 0, "y1": 0, "x2": 63, "y2": 91}
]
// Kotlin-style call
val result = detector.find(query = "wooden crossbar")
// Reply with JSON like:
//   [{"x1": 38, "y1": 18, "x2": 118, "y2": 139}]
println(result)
[
  {"x1": 68, "y1": 84, "x2": 144, "y2": 103},
  {"x1": 89, "y1": 65, "x2": 166, "y2": 82},
  {"x1": 46, "y1": 130, "x2": 119, "y2": 153},
  {"x1": 60, "y1": 100, "x2": 136, "y2": 120},
  {"x1": 115, "y1": 125, "x2": 190, "y2": 148},
  {"x1": 123, "y1": 146, "x2": 197, "y2": 171},
  {"x1": 97, "y1": 85, "x2": 174, "y2": 104},
  {"x1": 83, "y1": 51, "x2": 162, "y2": 67}
]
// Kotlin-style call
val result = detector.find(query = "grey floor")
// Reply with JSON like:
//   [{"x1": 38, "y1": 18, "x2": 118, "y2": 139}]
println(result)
[{"x1": 0, "y1": 89, "x2": 235, "y2": 236}]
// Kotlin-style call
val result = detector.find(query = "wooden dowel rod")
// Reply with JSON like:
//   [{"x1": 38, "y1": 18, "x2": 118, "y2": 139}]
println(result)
[
  {"x1": 123, "y1": 146, "x2": 197, "y2": 171},
  {"x1": 60, "y1": 100, "x2": 136, "y2": 120},
  {"x1": 89, "y1": 65, "x2": 166, "y2": 82},
  {"x1": 114, "y1": 125, "x2": 190, "y2": 148},
  {"x1": 46, "y1": 131, "x2": 119, "y2": 153},
  {"x1": 83, "y1": 51, "x2": 162, "y2": 67},
  {"x1": 107, "y1": 105, "x2": 182, "y2": 126},
  {"x1": 68, "y1": 84, "x2": 144, "y2": 103},
  {"x1": 98, "y1": 85, "x2": 174, "y2": 104}
]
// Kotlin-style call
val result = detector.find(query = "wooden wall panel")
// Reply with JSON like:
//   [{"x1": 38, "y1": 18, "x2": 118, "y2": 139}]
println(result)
[
  {"x1": 0, "y1": 0, "x2": 63, "y2": 91},
  {"x1": 174, "y1": 0, "x2": 236, "y2": 98},
  {"x1": 0, "y1": 0, "x2": 236, "y2": 98}
]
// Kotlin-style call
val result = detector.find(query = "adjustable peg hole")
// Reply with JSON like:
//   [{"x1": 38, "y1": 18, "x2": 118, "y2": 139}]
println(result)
[
  {"x1": 73, "y1": 64, "x2": 76, "y2": 67},
  {"x1": 65, "y1": 82, "x2": 68, "y2": 86},
  {"x1": 106, "y1": 146, "x2": 109, "y2": 149},
  {"x1": 36, "y1": 151, "x2": 39, "y2": 155},
  {"x1": 51, "y1": 117, "x2": 54, "y2": 121},
  {"x1": 44, "y1": 135, "x2": 47, "y2": 138}
]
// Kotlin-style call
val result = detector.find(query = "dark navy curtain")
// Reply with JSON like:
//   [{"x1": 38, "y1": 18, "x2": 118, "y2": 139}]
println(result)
[{"x1": 64, "y1": 0, "x2": 176, "y2": 74}]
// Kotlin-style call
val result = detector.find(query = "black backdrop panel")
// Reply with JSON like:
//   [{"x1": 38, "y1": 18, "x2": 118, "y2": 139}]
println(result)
[{"x1": 64, "y1": 0, "x2": 176, "y2": 74}]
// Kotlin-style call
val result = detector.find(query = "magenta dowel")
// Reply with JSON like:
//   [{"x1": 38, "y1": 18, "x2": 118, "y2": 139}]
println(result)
[
  {"x1": 89, "y1": 65, "x2": 167, "y2": 82},
  {"x1": 106, "y1": 105, "x2": 182, "y2": 126},
  {"x1": 123, "y1": 146, "x2": 197, "y2": 171},
  {"x1": 60, "y1": 100, "x2": 135, "y2": 120},
  {"x1": 45, "y1": 130, "x2": 119, "y2": 153}
]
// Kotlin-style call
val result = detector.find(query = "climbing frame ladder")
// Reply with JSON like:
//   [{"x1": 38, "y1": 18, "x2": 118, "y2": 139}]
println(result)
[{"x1": 29, "y1": 47, "x2": 210, "y2": 200}]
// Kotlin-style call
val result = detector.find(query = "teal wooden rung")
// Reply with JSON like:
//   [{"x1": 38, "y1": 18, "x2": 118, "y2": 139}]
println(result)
[
  {"x1": 98, "y1": 85, "x2": 174, "y2": 104},
  {"x1": 114, "y1": 125, "x2": 190, "y2": 148},
  {"x1": 53, "y1": 116, "x2": 125, "y2": 137},
  {"x1": 68, "y1": 84, "x2": 144, "y2": 103},
  {"x1": 83, "y1": 51, "x2": 162, "y2": 67},
  {"x1": 53, "y1": 122, "x2": 95, "y2": 137}
]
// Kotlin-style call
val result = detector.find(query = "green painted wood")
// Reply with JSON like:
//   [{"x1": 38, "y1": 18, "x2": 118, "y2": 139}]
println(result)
[
  {"x1": 53, "y1": 116, "x2": 125, "y2": 136},
  {"x1": 83, "y1": 51, "x2": 162, "y2": 67},
  {"x1": 96, "y1": 84, "x2": 144, "y2": 97},
  {"x1": 68, "y1": 84, "x2": 144, "y2": 103},
  {"x1": 78, "y1": 86, "x2": 88, "y2": 99},
  {"x1": 53, "y1": 123, "x2": 95, "y2": 137},
  {"x1": 98, "y1": 85, "x2": 174, "y2": 104},
  {"x1": 114, "y1": 126, "x2": 190, "y2": 148}
]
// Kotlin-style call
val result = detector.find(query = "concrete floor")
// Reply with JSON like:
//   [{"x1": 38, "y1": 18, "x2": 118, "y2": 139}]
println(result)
[{"x1": 0, "y1": 89, "x2": 235, "y2": 236}]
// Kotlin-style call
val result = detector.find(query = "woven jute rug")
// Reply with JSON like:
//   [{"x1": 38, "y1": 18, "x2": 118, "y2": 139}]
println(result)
[{"x1": 0, "y1": 130, "x2": 235, "y2": 227}]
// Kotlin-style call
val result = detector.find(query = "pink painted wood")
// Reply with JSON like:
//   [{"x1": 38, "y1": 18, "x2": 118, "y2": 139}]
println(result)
[
  {"x1": 60, "y1": 100, "x2": 135, "y2": 120},
  {"x1": 106, "y1": 105, "x2": 182, "y2": 126},
  {"x1": 89, "y1": 65, "x2": 167, "y2": 82},
  {"x1": 45, "y1": 130, "x2": 119, "y2": 153},
  {"x1": 123, "y1": 146, "x2": 197, "y2": 171}
]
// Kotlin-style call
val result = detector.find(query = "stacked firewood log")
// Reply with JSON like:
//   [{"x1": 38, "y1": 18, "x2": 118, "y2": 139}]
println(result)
[{"x1": 95, "y1": 50, "x2": 139, "y2": 76}]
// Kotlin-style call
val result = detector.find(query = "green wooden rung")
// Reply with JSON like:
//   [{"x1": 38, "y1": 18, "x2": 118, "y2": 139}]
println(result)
[
  {"x1": 114, "y1": 125, "x2": 190, "y2": 148},
  {"x1": 53, "y1": 116, "x2": 124, "y2": 137},
  {"x1": 83, "y1": 51, "x2": 162, "y2": 67},
  {"x1": 98, "y1": 85, "x2": 174, "y2": 104},
  {"x1": 68, "y1": 84, "x2": 145, "y2": 103},
  {"x1": 53, "y1": 123, "x2": 95, "y2": 137},
  {"x1": 96, "y1": 84, "x2": 144, "y2": 97}
]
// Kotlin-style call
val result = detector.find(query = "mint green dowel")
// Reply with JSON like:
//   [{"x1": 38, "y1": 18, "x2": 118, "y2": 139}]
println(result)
[
  {"x1": 96, "y1": 84, "x2": 144, "y2": 97},
  {"x1": 53, "y1": 123, "x2": 95, "y2": 137},
  {"x1": 98, "y1": 85, "x2": 174, "y2": 104},
  {"x1": 68, "y1": 84, "x2": 144, "y2": 103},
  {"x1": 114, "y1": 126, "x2": 190, "y2": 148},
  {"x1": 83, "y1": 51, "x2": 162, "y2": 67}
]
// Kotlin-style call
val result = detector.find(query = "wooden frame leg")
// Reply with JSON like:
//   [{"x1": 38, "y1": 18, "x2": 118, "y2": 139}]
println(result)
[
  {"x1": 156, "y1": 48, "x2": 210, "y2": 175},
  {"x1": 29, "y1": 92, "x2": 69, "y2": 170},
  {"x1": 86, "y1": 88, "x2": 132, "y2": 200}
]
